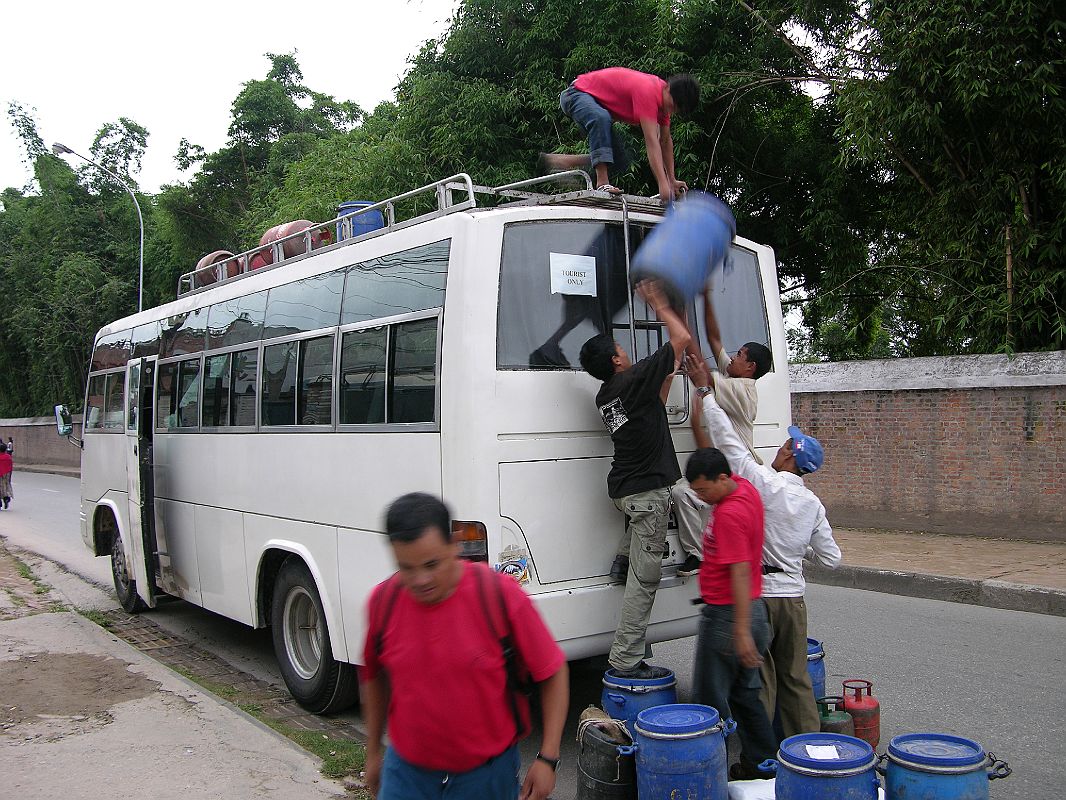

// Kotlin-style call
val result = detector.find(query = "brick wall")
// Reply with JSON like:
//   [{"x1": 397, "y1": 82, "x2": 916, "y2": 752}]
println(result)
[
  {"x1": 790, "y1": 352, "x2": 1066, "y2": 542},
  {"x1": 0, "y1": 416, "x2": 83, "y2": 469}
]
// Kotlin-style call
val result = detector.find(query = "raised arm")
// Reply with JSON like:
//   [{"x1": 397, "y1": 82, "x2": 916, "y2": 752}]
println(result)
[
  {"x1": 702, "y1": 289, "x2": 724, "y2": 362},
  {"x1": 640, "y1": 117, "x2": 676, "y2": 201},
  {"x1": 636, "y1": 279, "x2": 691, "y2": 362},
  {"x1": 685, "y1": 353, "x2": 769, "y2": 489}
]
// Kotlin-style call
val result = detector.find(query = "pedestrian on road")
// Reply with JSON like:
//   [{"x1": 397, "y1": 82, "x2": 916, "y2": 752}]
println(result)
[
  {"x1": 0, "y1": 442, "x2": 12, "y2": 510},
  {"x1": 579, "y1": 279, "x2": 691, "y2": 679},
  {"x1": 362, "y1": 492, "x2": 569, "y2": 800},
  {"x1": 672, "y1": 286, "x2": 773, "y2": 578},
  {"x1": 685, "y1": 446, "x2": 777, "y2": 780},
  {"x1": 687, "y1": 352, "x2": 841, "y2": 739},
  {"x1": 541, "y1": 67, "x2": 699, "y2": 199}
]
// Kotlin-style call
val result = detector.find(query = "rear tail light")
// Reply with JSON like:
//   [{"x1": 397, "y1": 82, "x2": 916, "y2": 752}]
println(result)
[{"x1": 452, "y1": 520, "x2": 488, "y2": 562}]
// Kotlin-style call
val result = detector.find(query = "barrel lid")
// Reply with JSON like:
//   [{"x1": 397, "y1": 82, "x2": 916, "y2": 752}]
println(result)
[
  {"x1": 888, "y1": 734, "x2": 986, "y2": 767},
  {"x1": 806, "y1": 638, "x2": 824, "y2": 659},
  {"x1": 602, "y1": 667, "x2": 676, "y2": 690},
  {"x1": 779, "y1": 733, "x2": 874, "y2": 771},
  {"x1": 634, "y1": 704, "x2": 720, "y2": 735}
]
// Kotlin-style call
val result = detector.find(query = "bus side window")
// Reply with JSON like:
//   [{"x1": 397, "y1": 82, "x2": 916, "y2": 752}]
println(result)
[
  {"x1": 298, "y1": 335, "x2": 334, "y2": 425},
  {"x1": 177, "y1": 358, "x2": 202, "y2": 428},
  {"x1": 340, "y1": 327, "x2": 386, "y2": 424},
  {"x1": 157, "y1": 362, "x2": 178, "y2": 430},
  {"x1": 262, "y1": 342, "x2": 297, "y2": 426},
  {"x1": 85, "y1": 374, "x2": 106, "y2": 431},
  {"x1": 203, "y1": 354, "x2": 231, "y2": 427},
  {"x1": 103, "y1": 372, "x2": 126, "y2": 430},
  {"x1": 231, "y1": 348, "x2": 258, "y2": 426},
  {"x1": 391, "y1": 317, "x2": 437, "y2": 423}
]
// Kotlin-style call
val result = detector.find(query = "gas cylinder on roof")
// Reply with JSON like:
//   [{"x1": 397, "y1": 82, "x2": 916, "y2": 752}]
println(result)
[
  {"x1": 842, "y1": 679, "x2": 881, "y2": 748},
  {"x1": 817, "y1": 695, "x2": 855, "y2": 737},
  {"x1": 193, "y1": 250, "x2": 236, "y2": 287},
  {"x1": 256, "y1": 220, "x2": 329, "y2": 264}
]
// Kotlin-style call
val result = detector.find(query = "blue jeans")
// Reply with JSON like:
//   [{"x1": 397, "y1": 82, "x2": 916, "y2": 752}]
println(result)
[
  {"x1": 378, "y1": 745, "x2": 521, "y2": 799},
  {"x1": 693, "y1": 599, "x2": 778, "y2": 770},
  {"x1": 559, "y1": 86, "x2": 631, "y2": 174}
]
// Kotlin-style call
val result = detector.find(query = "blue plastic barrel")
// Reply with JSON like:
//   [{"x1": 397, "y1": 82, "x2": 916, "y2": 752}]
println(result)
[
  {"x1": 629, "y1": 704, "x2": 734, "y2": 800},
  {"x1": 775, "y1": 733, "x2": 880, "y2": 800},
  {"x1": 808, "y1": 637, "x2": 826, "y2": 699},
  {"x1": 601, "y1": 668, "x2": 677, "y2": 732},
  {"x1": 884, "y1": 733, "x2": 1010, "y2": 800},
  {"x1": 336, "y1": 201, "x2": 384, "y2": 242},
  {"x1": 630, "y1": 192, "x2": 736, "y2": 306}
]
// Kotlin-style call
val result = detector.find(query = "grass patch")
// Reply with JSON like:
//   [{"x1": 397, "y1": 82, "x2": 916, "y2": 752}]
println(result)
[
  {"x1": 77, "y1": 608, "x2": 113, "y2": 628},
  {"x1": 5, "y1": 588, "x2": 27, "y2": 607},
  {"x1": 12, "y1": 554, "x2": 53, "y2": 596},
  {"x1": 263, "y1": 720, "x2": 366, "y2": 780}
]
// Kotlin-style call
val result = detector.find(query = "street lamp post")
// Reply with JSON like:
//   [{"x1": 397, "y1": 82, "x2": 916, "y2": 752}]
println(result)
[{"x1": 52, "y1": 142, "x2": 145, "y2": 313}]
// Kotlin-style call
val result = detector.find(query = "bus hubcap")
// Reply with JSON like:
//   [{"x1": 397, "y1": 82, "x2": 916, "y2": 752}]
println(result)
[{"x1": 283, "y1": 586, "x2": 322, "y2": 680}]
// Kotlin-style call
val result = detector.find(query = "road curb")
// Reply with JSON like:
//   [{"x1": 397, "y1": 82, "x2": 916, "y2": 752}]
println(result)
[
  {"x1": 15, "y1": 464, "x2": 80, "y2": 478},
  {"x1": 806, "y1": 563, "x2": 1066, "y2": 617}
]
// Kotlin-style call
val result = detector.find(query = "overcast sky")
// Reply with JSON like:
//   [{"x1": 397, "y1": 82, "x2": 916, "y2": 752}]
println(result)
[{"x1": 1, "y1": 0, "x2": 460, "y2": 195}]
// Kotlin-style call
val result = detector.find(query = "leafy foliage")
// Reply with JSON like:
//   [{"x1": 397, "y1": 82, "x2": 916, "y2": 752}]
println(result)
[{"x1": 1, "y1": 1, "x2": 1063, "y2": 417}]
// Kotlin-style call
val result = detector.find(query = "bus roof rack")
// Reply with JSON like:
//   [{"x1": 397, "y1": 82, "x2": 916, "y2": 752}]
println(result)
[{"x1": 177, "y1": 171, "x2": 667, "y2": 298}]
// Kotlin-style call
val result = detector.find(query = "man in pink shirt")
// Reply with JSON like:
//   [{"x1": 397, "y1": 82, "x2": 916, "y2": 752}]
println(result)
[{"x1": 541, "y1": 67, "x2": 699, "y2": 199}]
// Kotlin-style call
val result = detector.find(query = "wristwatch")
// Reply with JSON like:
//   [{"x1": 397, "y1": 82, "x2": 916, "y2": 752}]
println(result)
[
  {"x1": 536, "y1": 752, "x2": 561, "y2": 771},
  {"x1": 695, "y1": 385, "x2": 713, "y2": 398}
]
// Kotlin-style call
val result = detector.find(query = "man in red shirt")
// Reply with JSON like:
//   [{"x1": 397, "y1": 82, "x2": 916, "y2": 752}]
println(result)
[
  {"x1": 541, "y1": 67, "x2": 699, "y2": 199},
  {"x1": 685, "y1": 448, "x2": 777, "y2": 780},
  {"x1": 362, "y1": 492, "x2": 569, "y2": 799}
]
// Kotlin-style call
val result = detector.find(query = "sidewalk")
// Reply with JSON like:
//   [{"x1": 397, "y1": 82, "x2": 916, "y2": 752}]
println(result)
[
  {"x1": 807, "y1": 528, "x2": 1066, "y2": 617},
  {"x1": 0, "y1": 546, "x2": 346, "y2": 799}
]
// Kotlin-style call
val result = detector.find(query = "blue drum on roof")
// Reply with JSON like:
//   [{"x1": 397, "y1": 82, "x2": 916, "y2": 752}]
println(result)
[
  {"x1": 884, "y1": 733, "x2": 1010, "y2": 800},
  {"x1": 630, "y1": 704, "x2": 733, "y2": 800},
  {"x1": 336, "y1": 200, "x2": 384, "y2": 242},
  {"x1": 775, "y1": 732, "x2": 880, "y2": 800},
  {"x1": 600, "y1": 667, "x2": 676, "y2": 732}
]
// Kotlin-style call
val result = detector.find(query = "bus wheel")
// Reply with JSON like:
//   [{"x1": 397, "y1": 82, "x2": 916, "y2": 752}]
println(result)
[
  {"x1": 271, "y1": 558, "x2": 359, "y2": 714},
  {"x1": 111, "y1": 533, "x2": 144, "y2": 613}
]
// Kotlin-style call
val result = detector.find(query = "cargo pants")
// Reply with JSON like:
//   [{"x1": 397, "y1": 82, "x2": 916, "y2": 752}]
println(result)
[{"x1": 609, "y1": 486, "x2": 671, "y2": 671}]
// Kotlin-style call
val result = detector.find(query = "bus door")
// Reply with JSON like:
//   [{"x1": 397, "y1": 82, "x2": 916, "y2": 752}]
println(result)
[{"x1": 124, "y1": 357, "x2": 158, "y2": 607}]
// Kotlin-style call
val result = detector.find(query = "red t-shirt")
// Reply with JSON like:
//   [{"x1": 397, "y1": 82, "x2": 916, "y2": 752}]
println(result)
[
  {"x1": 363, "y1": 562, "x2": 565, "y2": 772},
  {"x1": 573, "y1": 67, "x2": 670, "y2": 127},
  {"x1": 700, "y1": 476, "x2": 765, "y2": 605},
  {"x1": 0, "y1": 453, "x2": 12, "y2": 477}
]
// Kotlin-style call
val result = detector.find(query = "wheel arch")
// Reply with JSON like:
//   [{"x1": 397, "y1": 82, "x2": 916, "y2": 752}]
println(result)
[
  {"x1": 91, "y1": 499, "x2": 126, "y2": 558},
  {"x1": 253, "y1": 543, "x2": 348, "y2": 663}
]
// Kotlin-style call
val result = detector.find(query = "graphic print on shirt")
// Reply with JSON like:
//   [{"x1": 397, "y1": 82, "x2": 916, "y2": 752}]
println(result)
[{"x1": 599, "y1": 398, "x2": 629, "y2": 433}]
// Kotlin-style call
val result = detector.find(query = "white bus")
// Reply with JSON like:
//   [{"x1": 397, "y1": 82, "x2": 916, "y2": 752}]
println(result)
[{"x1": 58, "y1": 173, "x2": 791, "y2": 713}]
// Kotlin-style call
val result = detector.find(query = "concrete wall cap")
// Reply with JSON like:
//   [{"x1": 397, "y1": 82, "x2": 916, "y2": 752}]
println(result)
[{"x1": 790, "y1": 350, "x2": 1066, "y2": 392}]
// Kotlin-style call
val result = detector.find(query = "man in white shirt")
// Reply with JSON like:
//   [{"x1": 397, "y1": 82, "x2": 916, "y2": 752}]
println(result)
[{"x1": 686, "y1": 353, "x2": 841, "y2": 738}]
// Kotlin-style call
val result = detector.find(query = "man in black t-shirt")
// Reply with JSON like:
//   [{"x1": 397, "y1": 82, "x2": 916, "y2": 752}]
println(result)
[{"x1": 579, "y1": 280, "x2": 691, "y2": 679}]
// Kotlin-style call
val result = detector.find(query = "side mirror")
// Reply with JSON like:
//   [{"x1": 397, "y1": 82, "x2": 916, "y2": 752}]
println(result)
[{"x1": 55, "y1": 404, "x2": 74, "y2": 437}]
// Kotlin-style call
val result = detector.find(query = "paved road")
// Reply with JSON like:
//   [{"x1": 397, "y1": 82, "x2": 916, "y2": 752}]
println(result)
[{"x1": 4, "y1": 470, "x2": 1064, "y2": 799}]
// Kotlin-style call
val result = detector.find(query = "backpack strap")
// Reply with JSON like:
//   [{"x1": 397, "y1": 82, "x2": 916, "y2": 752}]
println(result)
[
  {"x1": 370, "y1": 574, "x2": 403, "y2": 666},
  {"x1": 475, "y1": 565, "x2": 530, "y2": 740}
]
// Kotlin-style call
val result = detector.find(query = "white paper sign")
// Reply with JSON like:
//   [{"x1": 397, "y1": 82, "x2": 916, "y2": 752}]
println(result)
[
  {"x1": 805, "y1": 745, "x2": 841, "y2": 760},
  {"x1": 549, "y1": 252, "x2": 597, "y2": 296}
]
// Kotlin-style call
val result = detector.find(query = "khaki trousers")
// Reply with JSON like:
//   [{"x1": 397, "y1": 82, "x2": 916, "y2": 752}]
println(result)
[
  {"x1": 609, "y1": 487, "x2": 671, "y2": 670},
  {"x1": 759, "y1": 596, "x2": 821, "y2": 738}
]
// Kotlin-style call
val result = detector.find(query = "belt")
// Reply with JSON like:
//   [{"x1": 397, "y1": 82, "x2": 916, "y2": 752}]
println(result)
[{"x1": 761, "y1": 564, "x2": 784, "y2": 575}]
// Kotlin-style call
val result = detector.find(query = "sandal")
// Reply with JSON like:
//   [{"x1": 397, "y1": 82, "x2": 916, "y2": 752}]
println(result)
[{"x1": 595, "y1": 183, "x2": 624, "y2": 195}]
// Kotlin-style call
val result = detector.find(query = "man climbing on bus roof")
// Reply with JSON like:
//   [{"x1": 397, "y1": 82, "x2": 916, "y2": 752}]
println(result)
[
  {"x1": 362, "y1": 492, "x2": 569, "y2": 800},
  {"x1": 687, "y1": 351, "x2": 841, "y2": 742},
  {"x1": 579, "y1": 278, "x2": 690, "y2": 679},
  {"x1": 541, "y1": 68, "x2": 699, "y2": 200}
]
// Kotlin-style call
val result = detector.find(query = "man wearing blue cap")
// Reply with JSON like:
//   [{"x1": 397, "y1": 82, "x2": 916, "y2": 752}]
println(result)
[{"x1": 686, "y1": 353, "x2": 841, "y2": 745}]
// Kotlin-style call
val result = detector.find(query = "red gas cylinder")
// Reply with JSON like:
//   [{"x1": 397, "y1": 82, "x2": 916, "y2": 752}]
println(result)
[
  {"x1": 259, "y1": 220, "x2": 325, "y2": 260},
  {"x1": 193, "y1": 250, "x2": 236, "y2": 287},
  {"x1": 842, "y1": 679, "x2": 881, "y2": 748}
]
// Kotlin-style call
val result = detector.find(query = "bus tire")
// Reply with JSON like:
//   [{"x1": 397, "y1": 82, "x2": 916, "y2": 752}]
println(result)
[
  {"x1": 271, "y1": 557, "x2": 359, "y2": 714},
  {"x1": 111, "y1": 532, "x2": 145, "y2": 614}
]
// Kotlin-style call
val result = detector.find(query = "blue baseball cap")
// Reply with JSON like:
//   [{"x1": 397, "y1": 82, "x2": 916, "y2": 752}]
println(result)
[{"x1": 787, "y1": 425, "x2": 824, "y2": 473}]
